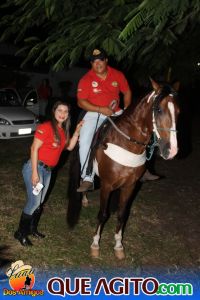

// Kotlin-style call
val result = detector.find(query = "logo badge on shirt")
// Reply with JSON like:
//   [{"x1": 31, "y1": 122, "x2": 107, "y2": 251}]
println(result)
[
  {"x1": 93, "y1": 88, "x2": 101, "y2": 93},
  {"x1": 92, "y1": 81, "x2": 98, "y2": 87},
  {"x1": 111, "y1": 81, "x2": 118, "y2": 87}
]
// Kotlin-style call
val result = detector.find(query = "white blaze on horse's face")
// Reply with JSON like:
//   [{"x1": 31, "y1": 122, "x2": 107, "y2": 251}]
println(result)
[
  {"x1": 168, "y1": 101, "x2": 178, "y2": 159},
  {"x1": 154, "y1": 90, "x2": 179, "y2": 160}
]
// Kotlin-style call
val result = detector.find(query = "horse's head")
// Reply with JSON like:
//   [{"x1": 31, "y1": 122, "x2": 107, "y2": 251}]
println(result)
[{"x1": 150, "y1": 79, "x2": 180, "y2": 160}]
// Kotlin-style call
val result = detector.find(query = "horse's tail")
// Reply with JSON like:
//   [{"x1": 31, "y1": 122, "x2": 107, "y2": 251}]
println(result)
[{"x1": 67, "y1": 144, "x2": 82, "y2": 228}]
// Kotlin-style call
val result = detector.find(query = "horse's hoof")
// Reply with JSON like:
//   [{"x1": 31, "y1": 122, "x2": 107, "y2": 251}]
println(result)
[
  {"x1": 114, "y1": 248, "x2": 125, "y2": 260},
  {"x1": 90, "y1": 246, "x2": 100, "y2": 258}
]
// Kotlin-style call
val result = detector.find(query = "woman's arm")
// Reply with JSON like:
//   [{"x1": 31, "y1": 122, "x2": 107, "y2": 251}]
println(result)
[
  {"x1": 30, "y1": 137, "x2": 43, "y2": 186},
  {"x1": 67, "y1": 120, "x2": 84, "y2": 151}
]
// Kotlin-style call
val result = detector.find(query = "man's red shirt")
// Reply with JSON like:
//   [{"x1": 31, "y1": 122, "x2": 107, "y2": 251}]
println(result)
[{"x1": 77, "y1": 66, "x2": 130, "y2": 110}]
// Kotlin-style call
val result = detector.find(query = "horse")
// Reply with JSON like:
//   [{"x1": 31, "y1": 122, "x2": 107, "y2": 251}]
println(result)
[{"x1": 67, "y1": 79, "x2": 180, "y2": 259}]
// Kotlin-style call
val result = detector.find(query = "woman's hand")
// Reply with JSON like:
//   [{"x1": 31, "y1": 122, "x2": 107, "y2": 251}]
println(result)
[
  {"x1": 32, "y1": 171, "x2": 40, "y2": 187},
  {"x1": 74, "y1": 120, "x2": 84, "y2": 136},
  {"x1": 67, "y1": 121, "x2": 84, "y2": 151}
]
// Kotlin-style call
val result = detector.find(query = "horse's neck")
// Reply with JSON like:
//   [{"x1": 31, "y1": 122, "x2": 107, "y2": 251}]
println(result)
[{"x1": 118, "y1": 96, "x2": 153, "y2": 146}]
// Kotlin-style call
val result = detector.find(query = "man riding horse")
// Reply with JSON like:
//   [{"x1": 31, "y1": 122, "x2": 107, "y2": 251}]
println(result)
[{"x1": 77, "y1": 49, "x2": 159, "y2": 192}]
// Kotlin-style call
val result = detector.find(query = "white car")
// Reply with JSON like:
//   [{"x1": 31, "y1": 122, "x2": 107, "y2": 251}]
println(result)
[
  {"x1": 18, "y1": 87, "x2": 40, "y2": 116},
  {"x1": 3, "y1": 87, "x2": 40, "y2": 116},
  {"x1": 0, "y1": 89, "x2": 39, "y2": 139}
]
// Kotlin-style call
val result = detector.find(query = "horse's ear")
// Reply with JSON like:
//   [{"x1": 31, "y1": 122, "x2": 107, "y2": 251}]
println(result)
[
  {"x1": 149, "y1": 77, "x2": 160, "y2": 92},
  {"x1": 172, "y1": 81, "x2": 180, "y2": 92}
]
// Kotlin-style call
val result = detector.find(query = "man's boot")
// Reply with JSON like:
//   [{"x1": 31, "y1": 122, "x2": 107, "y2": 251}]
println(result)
[
  {"x1": 31, "y1": 207, "x2": 45, "y2": 239},
  {"x1": 140, "y1": 169, "x2": 160, "y2": 183},
  {"x1": 77, "y1": 181, "x2": 94, "y2": 193},
  {"x1": 14, "y1": 212, "x2": 33, "y2": 246}
]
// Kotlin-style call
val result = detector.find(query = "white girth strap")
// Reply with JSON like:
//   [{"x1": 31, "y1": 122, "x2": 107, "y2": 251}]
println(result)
[{"x1": 103, "y1": 143, "x2": 146, "y2": 167}]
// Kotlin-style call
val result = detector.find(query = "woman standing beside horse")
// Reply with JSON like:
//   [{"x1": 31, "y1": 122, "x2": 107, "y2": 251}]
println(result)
[{"x1": 14, "y1": 100, "x2": 83, "y2": 247}]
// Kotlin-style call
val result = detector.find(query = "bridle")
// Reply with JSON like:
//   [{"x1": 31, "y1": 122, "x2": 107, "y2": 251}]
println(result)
[
  {"x1": 107, "y1": 87, "x2": 178, "y2": 147},
  {"x1": 151, "y1": 90, "x2": 178, "y2": 140}
]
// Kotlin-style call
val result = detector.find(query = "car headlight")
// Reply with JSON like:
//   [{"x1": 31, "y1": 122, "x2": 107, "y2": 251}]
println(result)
[{"x1": 0, "y1": 118, "x2": 11, "y2": 125}]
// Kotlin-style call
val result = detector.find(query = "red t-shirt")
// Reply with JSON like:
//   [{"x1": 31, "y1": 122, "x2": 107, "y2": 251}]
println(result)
[
  {"x1": 34, "y1": 122, "x2": 66, "y2": 167},
  {"x1": 77, "y1": 66, "x2": 130, "y2": 111}
]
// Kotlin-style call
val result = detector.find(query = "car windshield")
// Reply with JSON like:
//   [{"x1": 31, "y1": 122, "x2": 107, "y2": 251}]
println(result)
[{"x1": 0, "y1": 90, "x2": 21, "y2": 107}]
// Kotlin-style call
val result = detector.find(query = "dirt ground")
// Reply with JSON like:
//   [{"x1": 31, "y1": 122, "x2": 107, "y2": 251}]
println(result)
[{"x1": 0, "y1": 114, "x2": 199, "y2": 270}]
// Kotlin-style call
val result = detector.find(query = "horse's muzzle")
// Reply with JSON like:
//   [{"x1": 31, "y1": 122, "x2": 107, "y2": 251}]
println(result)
[{"x1": 158, "y1": 140, "x2": 178, "y2": 160}]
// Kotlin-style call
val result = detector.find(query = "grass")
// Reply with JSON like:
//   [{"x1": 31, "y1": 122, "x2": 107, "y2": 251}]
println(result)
[{"x1": 0, "y1": 136, "x2": 199, "y2": 270}]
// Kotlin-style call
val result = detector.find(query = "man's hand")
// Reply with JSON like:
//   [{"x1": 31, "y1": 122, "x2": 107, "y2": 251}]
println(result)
[{"x1": 99, "y1": 106, "x2": 113, "y2": 116}]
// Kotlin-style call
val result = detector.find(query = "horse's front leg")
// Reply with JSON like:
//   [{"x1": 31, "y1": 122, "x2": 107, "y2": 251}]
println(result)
[
  {"x1": 91, "y1": 184, "x2": 111, "y2": 258},
  {"x1": 114, "y1": 184, "x2": 135, "y2": 260}
]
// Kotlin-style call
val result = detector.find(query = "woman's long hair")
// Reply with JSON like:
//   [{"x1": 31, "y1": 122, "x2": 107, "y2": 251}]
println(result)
[{"x1": 51, "y1": 100, "x2": 71, "y2": 146}]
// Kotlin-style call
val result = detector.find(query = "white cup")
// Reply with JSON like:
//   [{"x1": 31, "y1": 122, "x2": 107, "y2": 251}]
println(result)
[{"x1": 32, "y1": 182, "x2": 44, "y2": 196}]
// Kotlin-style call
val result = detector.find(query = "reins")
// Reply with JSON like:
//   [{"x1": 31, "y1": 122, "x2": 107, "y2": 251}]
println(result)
[{"x1": 107, "y1": 116, "x2": 147, "y2": 146}]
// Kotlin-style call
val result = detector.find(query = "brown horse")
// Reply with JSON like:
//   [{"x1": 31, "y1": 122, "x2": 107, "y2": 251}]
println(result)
[{"x1": 67, "y1": 79, "x2": 179, "y2": 259}]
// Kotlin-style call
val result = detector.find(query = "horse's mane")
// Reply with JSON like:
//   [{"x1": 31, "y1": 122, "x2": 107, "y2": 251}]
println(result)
[{"x1": 115, "y1": 93, "x2": 151, "y2": 126}]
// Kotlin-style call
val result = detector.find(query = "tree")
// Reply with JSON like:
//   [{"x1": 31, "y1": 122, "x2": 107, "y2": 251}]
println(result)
[{"x1": 0, "y1": 0, "x2": 200, "y2": 80}]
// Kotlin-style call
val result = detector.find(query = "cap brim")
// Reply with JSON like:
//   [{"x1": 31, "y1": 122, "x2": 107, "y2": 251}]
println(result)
[{"x1": 90, "y1": 54, "x2": 106, "y2": 62}]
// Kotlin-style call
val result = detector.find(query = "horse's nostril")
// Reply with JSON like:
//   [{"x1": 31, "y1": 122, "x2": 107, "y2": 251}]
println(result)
[{"x1": 158, "y1": 140, "x2": 170, "y2": 159}]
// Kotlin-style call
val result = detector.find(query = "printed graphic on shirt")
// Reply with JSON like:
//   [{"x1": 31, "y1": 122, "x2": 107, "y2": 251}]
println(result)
[
  {"x1": 111, "y1": 81, "x2": 118, "y2": 87},
  {"x1": 37, "y1": 129, "x2": 44, "y2": 134},
  {"x1": 92, "y1": 81, "x2": 98, "y2": 87},
  {"x1": 93, "y1": 88, "x2": 102, "y2": 93},
  {"x1": 52, "y1": 142, "x2": 59, "y2": 148}
]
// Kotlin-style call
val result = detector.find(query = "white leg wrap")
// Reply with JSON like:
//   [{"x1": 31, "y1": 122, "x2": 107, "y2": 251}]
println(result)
[
  {"x1": 91, "y1": 226, "x2": 101, "y2": 249},
  {"x1": 114, "y1": 231, "x2": 123, "y2": 250}
]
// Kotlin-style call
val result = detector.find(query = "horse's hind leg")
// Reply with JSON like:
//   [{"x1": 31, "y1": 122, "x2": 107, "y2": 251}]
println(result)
[
  {"x1": 91, "y1": 184, "x2": 111, "y2": 258},
  {"x1": 114, "y1": 185, "x2": 135, "y2": 260}
]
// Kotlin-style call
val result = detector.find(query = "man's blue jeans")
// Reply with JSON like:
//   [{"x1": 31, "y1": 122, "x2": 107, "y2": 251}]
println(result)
[
  {"x1": 22, "y1": 160, "x2": 52, "y2": 215},
  {"x1": 79, "y1": 112, "x2": 107, "y2": 182}
]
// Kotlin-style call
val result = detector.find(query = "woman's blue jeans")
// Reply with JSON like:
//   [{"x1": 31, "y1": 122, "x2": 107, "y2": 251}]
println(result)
[{"x1": 22, "y1": 160, "x2": 52, "y2": 215}]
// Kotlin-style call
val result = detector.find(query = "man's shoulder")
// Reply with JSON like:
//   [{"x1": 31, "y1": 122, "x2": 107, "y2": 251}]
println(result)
[{"x1": 108, "y1": 66, "x2": 125, "y2": 78}]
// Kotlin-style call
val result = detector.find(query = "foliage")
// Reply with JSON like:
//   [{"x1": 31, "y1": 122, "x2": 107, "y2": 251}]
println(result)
[{"x1": 0, "y1": 0, "x2": 200, "y2": 78}]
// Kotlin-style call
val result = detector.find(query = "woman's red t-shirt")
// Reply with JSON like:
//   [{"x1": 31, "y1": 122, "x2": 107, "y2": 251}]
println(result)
[{"x1": 34, "y1": 122, "x2": 66, "y2": 167}]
